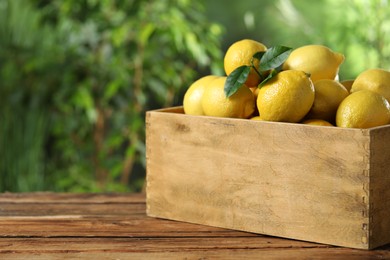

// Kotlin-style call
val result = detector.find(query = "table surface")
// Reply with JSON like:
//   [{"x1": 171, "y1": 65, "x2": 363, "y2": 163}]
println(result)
[{"x1": 0, "y1": 193, "x2": 389, "y2": 259}]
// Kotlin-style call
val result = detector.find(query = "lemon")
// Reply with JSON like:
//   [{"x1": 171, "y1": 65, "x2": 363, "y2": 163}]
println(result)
[
  {"x1": 305, "y1": 79, "x2": 349, "y2": 122},
  {"x1": 302, "y1": 119, "x2": 333, "y2": 126},
  {"x1": 350, "y1": 68, "x2": 390, "y2": 102},
  {"x1": 257, "y1": 70, "x2": 315, "y2": 123},
  {"x1": 282, "y1": 45, "x2": 345, "y2": 82},
  {"x1": 250, "y1": 116, "x2": 263, "y2": 121},
  {"x1": 183, "y1": 75, "x2": 219, "y2": 115},
  {"x1": 336, "y1": 90, "x2": 390, "y2": 128},
  {"x1": 201, "y1": 77, "x2": 255, "y2": 118},
  {"x1": 340, "y1": 79, "x2": 354, "y2": 93},
  {"x1": 224, "y1": 39, "x2": 267, "y2": 88}
]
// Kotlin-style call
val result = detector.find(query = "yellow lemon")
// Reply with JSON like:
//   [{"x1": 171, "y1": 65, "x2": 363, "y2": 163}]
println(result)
[
  {"x1": 201, "y1": 77, "x2": 255, "y2": 118},
  {"x1": 340, "y1": 79, "x2": 354, "y2": 93},
  {"x1": 257, "y1": 70, "x2": 315, "y2": 123},
  {"x1": 224, "y1": 39, "x2": 267, "y2": 88},
  {"x1": 350, "y1": 68, "x2": 390, "y2": 102},
  {"x1": 336, "y1": 90, "x2": 390, "y2": 128},
  {"x1": 305, "y1": 79, "x2": 349, "y2": 122},
  {"x1": 183, "y1": 75, "x2": 219, "y2": 115},
  {"x1": 282, "y1": 45, "x2": 345, "y2": 82},
  {"x1": 302, "y1": 119, "x2": 333, "y2": 126},
  {"x1": 250, "y1": 116, "x2": 263, "y2": 121}
]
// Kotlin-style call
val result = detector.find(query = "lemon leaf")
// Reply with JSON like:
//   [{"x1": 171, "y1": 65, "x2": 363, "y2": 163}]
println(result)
[
  {"x1": 252, "y1": 51, "x2": 266, "y2": 61},
  {"x1": 258, "y1": 69, "x2": 279, "y2": 87},
  {"x1": 224, "y1": 65, "x2": 251, "y2": 98},
  {"x1": 259, "y1": 46, "x2": 292, "y2": 71}
]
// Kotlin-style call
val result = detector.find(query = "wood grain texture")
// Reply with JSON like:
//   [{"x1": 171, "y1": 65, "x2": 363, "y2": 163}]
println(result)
[
  {"x1": 0, "y1": 192, "x2": 389, "y2": 259},
  {"x1": 369, "y1": 125, "x2": 390, "y2": 248},
  {"x1": 146, "y1": 107, "x2": 386, "y2": 249},
  {"x1": 1, "y1": 237, "x2": 388, "y2": 260}
]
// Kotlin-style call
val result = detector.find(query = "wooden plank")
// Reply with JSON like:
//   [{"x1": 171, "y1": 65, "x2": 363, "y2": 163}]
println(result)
[
  {"x1": 146, "y1": 109, "x2": 372, "y2": 249},
  {"x1": 0, "y1": 215, "x2": 257, "y2": 238},
  {"x1": 369, "y1": 126, "x2": 390, "y2": 248},
  {"x1": 0, "y1": 202, "x2": 145, "y2": 216},
  {"x1": 0, "y1": 250, "x2": 387, "y2": 260},
  {"x1": 0, "y1": 237, "x2": 389, "y2": 260},
  {"x1": 0, "y1": 236, "x2": 330, "y2": 251},
  {"x1": 0, "y1": 192, "x2": 145, "y2": 204}
]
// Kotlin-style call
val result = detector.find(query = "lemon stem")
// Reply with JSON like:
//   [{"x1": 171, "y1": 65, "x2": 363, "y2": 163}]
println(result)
[
  {"x1": 250, "y1": 57, "x2": 265, "y2": 81},
  {"x1": 252, "y1": 65, "x2": 265, "y2": 81}
]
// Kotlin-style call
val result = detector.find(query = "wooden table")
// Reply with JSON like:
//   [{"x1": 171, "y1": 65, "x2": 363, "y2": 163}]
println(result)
[{"x1": 0, "y1": 193, "x2": 389, "y2": 259}]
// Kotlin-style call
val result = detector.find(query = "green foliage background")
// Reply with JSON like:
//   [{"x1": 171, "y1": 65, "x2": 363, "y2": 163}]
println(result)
[
  {"x1": 207, "y1": 0, "x2": 390, "y2": 79},
  {"x1": 1, "y1": 0, "x2": 390, "y2": 192},
  {"x1": 0, "y1": 0, "x2": 223, "y2": 192}
]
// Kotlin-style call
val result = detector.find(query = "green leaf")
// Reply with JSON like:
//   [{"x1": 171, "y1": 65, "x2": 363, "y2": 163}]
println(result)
[
  {"x1": 259, "y1": 46, "x2": 292, "y2": 71},
  {"x1": 139, "y1": 23, "x2": 155, "y2": 46},
  {"x1": 252, "y1": 51, "x2": 266, "y2": 61},
  {"x1": 224, "y1": 65, "x2": 251, "y2": 98},
  {"x1": 259, "y1": 66, "x2": 283, "y2": 87}
]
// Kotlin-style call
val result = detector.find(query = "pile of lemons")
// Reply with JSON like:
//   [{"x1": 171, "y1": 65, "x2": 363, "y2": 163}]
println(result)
[{"x1": 183, "y1": 39, "x2": 390, "y2": 129}]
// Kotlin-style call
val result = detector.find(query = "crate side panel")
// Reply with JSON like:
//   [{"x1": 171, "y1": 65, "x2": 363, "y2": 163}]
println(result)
[
  {"x1": 370, "y1": 127, "x2": 390, "y2": 249},
  {"x1": 146, "y1": 111, "x2": 370, "y2": 249}
]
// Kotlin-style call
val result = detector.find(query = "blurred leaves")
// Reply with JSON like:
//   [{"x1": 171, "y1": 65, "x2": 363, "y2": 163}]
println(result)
[
  {"x1": 206, "y1": 0, "x2": 390, "y2": 79},
  {"x1": 0, "y1": 0, "x2": 223, "y2": 192},
  {"x1": 324, "y1": 0, "x2": 390, "y2": 78}
]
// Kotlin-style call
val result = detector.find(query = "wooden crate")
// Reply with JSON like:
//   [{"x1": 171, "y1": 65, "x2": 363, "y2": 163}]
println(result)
[{"x1": 145, "y1": 106, "x2": 390, "y2": 250}]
